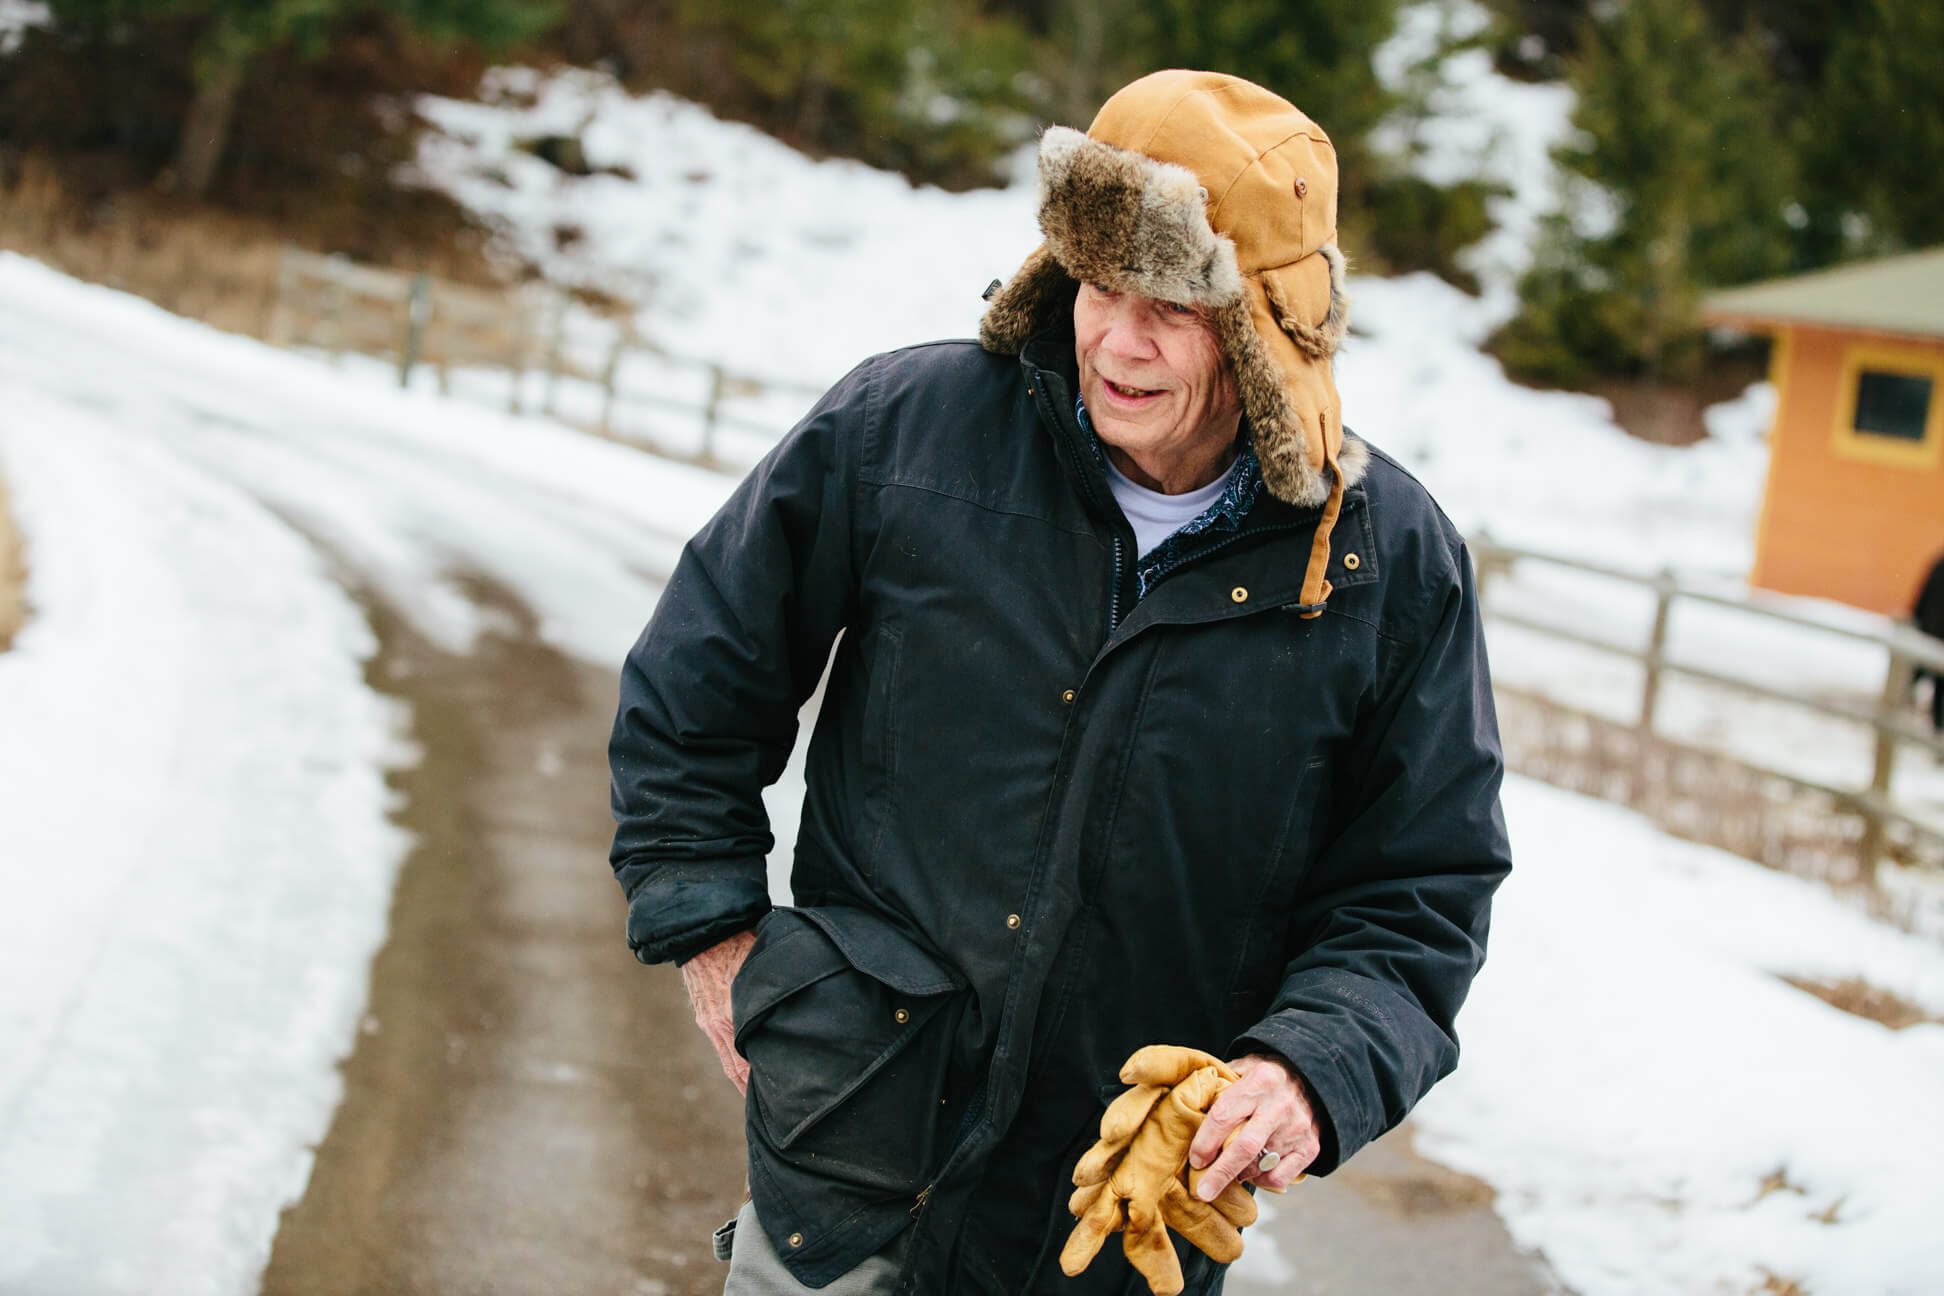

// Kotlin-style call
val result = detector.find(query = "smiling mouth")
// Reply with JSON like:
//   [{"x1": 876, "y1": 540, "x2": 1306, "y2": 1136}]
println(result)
[{"x1": 1104, "y1": 379, "x2": 1162, "y2": 399}]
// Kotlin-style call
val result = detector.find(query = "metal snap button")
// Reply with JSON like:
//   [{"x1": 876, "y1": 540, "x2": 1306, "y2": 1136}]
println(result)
[
  {"x1": 1343, "y1": 553, "x2": 1361, "y2": 570},
  {"x1": 1231, "y1": 586, "x2": 1248, "y2": 603},
  {"x1": 1006, "y1": 913, "x2": 1021, "y2": 930},
  {"x1": 895, "y1": 1008, "x2": 911, "y2": 1024},
  {"x1": 788, "y1": 1232, "x2": 804, "y2": 1248},
  {"x1": 1294, "y1": 177, "x2": 1308, "y2": 198},
  {"x1": 1061, "y1": 688, "x2": 1076, "y2": 704}
]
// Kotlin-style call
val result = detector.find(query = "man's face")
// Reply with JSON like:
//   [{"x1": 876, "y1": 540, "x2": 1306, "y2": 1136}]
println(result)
[{"x1": 1072, "y1": 281, "x2": 1241, "y2": 490}]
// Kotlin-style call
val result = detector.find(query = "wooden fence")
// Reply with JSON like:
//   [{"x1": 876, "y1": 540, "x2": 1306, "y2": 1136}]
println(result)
[
  {"x1": 1473, "y1": 535, "x2": 1944, "y2": 882},
  {"x1": 266, "y1": 248, "x2": 825, "y2": 465}
]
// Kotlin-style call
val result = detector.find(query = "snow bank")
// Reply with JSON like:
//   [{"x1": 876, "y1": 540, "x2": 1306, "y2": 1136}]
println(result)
[
  {"x1": 0, "y1": 377, "x2": 408, "y2": 1295},
  {"x1": 1418, "y1": 778, "x2": 1944, "y2": 1294}
]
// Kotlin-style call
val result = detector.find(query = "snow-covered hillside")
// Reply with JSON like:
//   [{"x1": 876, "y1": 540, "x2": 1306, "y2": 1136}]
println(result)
[{"x1": 404, "y1": 53, "x2": 1944, "y2": 823}]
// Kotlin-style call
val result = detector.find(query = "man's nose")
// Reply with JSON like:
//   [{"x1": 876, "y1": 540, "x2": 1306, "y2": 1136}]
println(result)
[{"x1": 1100, "y1": 305, "x2": 1157, "y2": 359}]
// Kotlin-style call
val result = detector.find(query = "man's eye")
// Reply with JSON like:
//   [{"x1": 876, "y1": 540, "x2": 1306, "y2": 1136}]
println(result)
[
  {"x1": 1164, "y1": 301, "x2": 1195, "y2": 315},
  {"x1": 1088, "y1": 282, "x2": 1119, "y2": 298}
]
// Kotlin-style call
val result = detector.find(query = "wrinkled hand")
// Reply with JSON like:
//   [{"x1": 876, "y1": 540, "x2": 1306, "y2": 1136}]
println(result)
[
  {"x1": 1187, "y1": 1053, "x2": 1321, "y2": 1200},
  {"x1": 679, "y1": 930, "x2": 756, "y2": 1094},
  {"x1": 1061, "y1": 1047, "x2": 1259, "y2": 1296}
]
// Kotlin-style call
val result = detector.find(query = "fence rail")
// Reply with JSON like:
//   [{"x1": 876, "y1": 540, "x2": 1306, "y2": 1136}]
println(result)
[
  {"x1": 266, "y1": 247, "x2": 825, "y2": 464},
  {"x1": 1471, "y1": 535, "x2": 1944, "y2": 880}
]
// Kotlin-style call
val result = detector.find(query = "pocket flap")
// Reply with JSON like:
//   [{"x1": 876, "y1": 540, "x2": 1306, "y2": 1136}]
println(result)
[
  {"x1": 731, "y1": 913, "x2": 847, "y2": 1032},
  {"x1": 797, "y1": 905, "x2": 962, "y2": 997}
]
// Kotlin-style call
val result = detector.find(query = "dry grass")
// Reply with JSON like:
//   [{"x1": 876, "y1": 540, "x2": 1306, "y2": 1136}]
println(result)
[
  {"x1": 1779, "y1": 975, "x2": 1941, "y2": 1030},
  {"x1": 0, "y1": 152, "x2": 505, "y2": 341},
  {"x1": 0, "y1": 470, "x2": 25, "y2": 652}
]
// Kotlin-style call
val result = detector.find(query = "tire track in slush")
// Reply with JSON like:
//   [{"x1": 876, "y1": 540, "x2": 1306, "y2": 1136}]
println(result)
[{"x1": 259, "y1": 567, "x2": 750, "y2": 1296}]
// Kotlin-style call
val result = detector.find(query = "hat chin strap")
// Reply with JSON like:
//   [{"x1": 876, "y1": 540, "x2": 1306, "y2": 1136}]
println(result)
[{"x1": 1296, "y1": 430, "x2": 1342, "y2": 620}]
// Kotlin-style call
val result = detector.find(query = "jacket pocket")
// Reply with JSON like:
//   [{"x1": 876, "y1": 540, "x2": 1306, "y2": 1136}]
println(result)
[{"x1": 732, "y1": 904, "x2": 964, "y2": 1196}]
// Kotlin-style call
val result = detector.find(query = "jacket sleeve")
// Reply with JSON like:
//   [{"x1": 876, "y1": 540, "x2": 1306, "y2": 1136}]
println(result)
[
  {"x1": 607, "y1": 361, "x2": 871, "y2": 965},
  {"x1": 1231, "y1": 536, "x2": 1510, "y2": 1173}
]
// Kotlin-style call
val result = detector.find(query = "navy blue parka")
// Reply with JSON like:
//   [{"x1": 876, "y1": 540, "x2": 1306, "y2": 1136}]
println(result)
[{"x1": 608, "y1": 314, "x2": 1511, "y2": 1294}]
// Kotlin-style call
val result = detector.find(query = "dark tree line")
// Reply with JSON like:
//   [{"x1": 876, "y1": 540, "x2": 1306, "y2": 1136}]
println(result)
[{"x1": 3, "y1": 0, "x2": 1931, "y2": 391}]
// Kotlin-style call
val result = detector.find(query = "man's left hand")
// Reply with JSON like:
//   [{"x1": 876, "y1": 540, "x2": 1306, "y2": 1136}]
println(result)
[{"x1": 1187, "y1": 1053, "x2": 1320, "y2": 1199}]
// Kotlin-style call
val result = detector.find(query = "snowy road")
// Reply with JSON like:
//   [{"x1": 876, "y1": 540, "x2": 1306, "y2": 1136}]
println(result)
[{"x1": 0, "y1": 256, "x2": 739, "y2": 1293}]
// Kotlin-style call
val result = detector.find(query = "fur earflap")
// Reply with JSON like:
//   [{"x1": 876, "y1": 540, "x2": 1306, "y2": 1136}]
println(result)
[
  {"x1": 1265, "y1": 244, "x2": 1350, "y2": 361},
  {"x1": 978, "y1": 243, "x2": 1072, "y2": 357}
]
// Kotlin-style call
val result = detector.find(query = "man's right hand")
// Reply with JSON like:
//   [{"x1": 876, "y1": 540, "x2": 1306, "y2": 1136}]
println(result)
[{"x1": 679, "y1": 929, "x2": 757, "y2": 1094}]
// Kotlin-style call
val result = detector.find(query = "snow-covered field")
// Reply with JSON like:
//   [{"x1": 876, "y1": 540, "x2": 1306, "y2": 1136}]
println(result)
[
  {"x1": 3, "y1": 13, "x2": 1943, "y2": 1293},
  {"x1": 1415, "y1": 779, "x2": 1944, "y2": 1295}
]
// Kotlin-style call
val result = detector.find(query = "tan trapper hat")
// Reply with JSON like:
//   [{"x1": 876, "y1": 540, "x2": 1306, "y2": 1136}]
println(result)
[{"x1": 981, "y1": 70, "x2": 1365, "y2": 617}]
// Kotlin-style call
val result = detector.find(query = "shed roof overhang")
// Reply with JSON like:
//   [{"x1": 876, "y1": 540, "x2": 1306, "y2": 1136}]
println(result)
[{"x1": 1702, "y1": 247, "x2": 1944, "y2": 341}]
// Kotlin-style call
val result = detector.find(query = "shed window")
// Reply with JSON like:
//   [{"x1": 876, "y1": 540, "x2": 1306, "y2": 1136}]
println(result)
[
  {"x1": 1831, "y1": 344, "x2": 1944, "y2": 470},
  {"x1": 1854, "y1": 370, "x2": 1933, "y2": 442}
]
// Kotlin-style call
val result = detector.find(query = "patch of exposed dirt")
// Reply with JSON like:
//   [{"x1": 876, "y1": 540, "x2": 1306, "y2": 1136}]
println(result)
[
  {"x1": 258, "y1": 572, "x2": 747, "y2": 1296},
  {"x1": 1582, "y1": 350, "x2": 1769, "y2": 447},
  {"x1": 0, "y1": 150, "x2": 505, "y2": 342},
  {"x1": 1779, "y1": 975, "x2": 1942, "y2": 1030},
  {"x1": 0, "y1": 470, "x2": 25, "y2": 651},
  {"x1": 1335, "y1": 1127, "x2": 1500, "y2": 1218}
]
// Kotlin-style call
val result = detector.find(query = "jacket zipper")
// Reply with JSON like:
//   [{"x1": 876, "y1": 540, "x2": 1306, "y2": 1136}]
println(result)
[
  {"x1": 911, "y1": 1183, "x2": 932, "y2": 1217},
  {"x1": 1109, "y1": 534, "x2": 1127, "y2": 631}
]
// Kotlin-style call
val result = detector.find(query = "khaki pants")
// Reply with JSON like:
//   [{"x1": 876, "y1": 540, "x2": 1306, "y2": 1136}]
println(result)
[{"x1": 719, "y1": 1200, "x2": 907, "y2": 1295}]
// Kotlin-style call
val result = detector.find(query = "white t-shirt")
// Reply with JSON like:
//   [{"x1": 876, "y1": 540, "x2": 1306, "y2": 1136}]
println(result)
[{"x1": 1104, "y1": 455, "x2": 1238, "y2": 557}]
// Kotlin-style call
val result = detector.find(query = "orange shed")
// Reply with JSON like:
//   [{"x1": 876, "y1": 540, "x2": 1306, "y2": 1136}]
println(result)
[{"x1": 1704, "y1": 248, "x2": 1944, "y2": 615}]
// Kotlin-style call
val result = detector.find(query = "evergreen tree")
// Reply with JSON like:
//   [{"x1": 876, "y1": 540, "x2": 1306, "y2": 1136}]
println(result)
[
  {"x1": 1800, "y1": 0, "x2": 1944, "y2": 258},
  {"x1": 670, "y1": 0, "x2": 1039, "y2": 186},
  {"x1": 1492, "y1": 0, "x2": 1793, "y2": 384},
  {"x1": 39, "y1": 0, "x2": 557, "y2": 198}
]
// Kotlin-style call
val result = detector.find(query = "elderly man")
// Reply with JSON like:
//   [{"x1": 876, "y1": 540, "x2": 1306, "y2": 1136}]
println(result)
[{"x1": 608, "y1": 70, "x2": 1510, "y2": 1294}]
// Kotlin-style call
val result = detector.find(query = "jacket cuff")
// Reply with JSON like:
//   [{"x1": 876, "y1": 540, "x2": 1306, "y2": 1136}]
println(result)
[
  {"x1": 622, "y1": 860, "x2": 773, "y2": 965},
  {"x1": 1230, "y1": 1015, "x2": 1359, "y2": 1175}
]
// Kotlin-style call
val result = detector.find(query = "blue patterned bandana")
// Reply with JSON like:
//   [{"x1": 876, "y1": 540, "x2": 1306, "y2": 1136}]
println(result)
[{"x1": 1075, "y1": 395, "x2": 1265, "y2": 599}]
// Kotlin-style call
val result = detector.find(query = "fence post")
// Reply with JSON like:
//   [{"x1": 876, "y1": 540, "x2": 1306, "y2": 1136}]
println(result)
[
  {"x1": 598, "y1": 330, "x2": 627, "y2": 438},
  {"x1": 320, "y1": 259, "x2": 348, "y2": 366},
  {"x1": 542, "y1": 290, "x2": 569, "y2": 416},
  {"x1": 267, "y1": 248, "x2": 296, "y2": 346},
  {"x1": 1858, "y1": 646, "x2": 1914, "y2": 883},
  {"x1": 1470, "y1": 529, "x2": 1495, "y2": 605},
  {"x1": 399, "y1": 273, "x2": 431, "y2": 389},
  {"x1": 702, "y1": 365, "x2": 726, "y2": 463},
  {"x1": 1638, "y1": 567, "x2": 1676, "y2": 734},
  {"x1": 504, "y1": 305, "x2": 529, "y2": 415}
]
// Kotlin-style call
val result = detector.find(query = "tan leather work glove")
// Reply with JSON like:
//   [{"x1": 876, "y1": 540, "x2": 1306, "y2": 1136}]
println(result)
[{"x1": 1060, "y1": 1048, "x2": 1258, "y2": 1296}]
